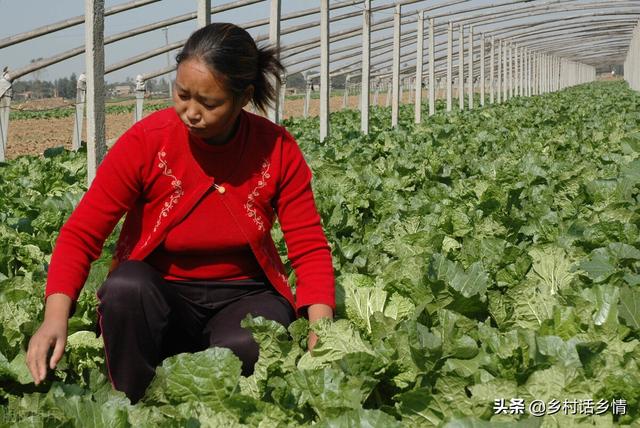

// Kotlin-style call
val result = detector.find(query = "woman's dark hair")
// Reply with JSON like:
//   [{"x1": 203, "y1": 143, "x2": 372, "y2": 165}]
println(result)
[{"x1": 176, "y1": 23, "x2": 284, "y2": 113}]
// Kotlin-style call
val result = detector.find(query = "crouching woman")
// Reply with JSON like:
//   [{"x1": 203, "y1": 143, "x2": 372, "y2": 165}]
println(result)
[{"x1": 25, "y1": 22, "x2": 335, "y2": 404}]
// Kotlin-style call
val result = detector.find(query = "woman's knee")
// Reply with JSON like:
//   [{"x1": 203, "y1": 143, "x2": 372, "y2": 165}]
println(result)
[
  {"x1": 97, "y1": 260, "x2": 161, "y2": 302},
  {"x1": 209, "y1": 330, "x2": 259, "y2": 375}
]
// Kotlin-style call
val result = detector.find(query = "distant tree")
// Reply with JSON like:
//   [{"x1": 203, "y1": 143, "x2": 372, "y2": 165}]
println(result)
[
  {"x1": 286, "y1": 72, "x2": 305, "y2": 90},
  {"x1": 29, "y1": 57, "x2": 44, "y2": 81}
]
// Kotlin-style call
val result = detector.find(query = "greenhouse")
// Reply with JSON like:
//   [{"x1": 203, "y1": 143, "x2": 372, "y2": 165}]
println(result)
[{"x1": 1, "y1": 0, "x2": 639, "y2": 426}]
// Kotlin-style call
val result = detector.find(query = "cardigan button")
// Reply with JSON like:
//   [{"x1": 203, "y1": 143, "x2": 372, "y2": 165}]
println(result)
[{"x1": 217, "y1": 186, "x2": 226, "y2": 194}]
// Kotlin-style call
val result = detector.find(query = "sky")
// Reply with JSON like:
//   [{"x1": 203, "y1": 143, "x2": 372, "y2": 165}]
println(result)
[
  {"x1": 0, "y1": 0, "x2": 628, "y2": 84},
  {"x1": 0, "y1": 0, "x2": 372, "y2": 83}
]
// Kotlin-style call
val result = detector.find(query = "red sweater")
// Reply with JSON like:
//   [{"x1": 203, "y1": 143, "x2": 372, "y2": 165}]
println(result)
[
  {"x1": 45, "y1": 108, "x2": 335, "y2": 315},
  {"x1": 145, "y1": 112, "x2": 263, "y2": 281}
]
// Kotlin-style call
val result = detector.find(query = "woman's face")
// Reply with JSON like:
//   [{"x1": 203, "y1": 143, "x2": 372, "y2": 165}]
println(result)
[{"x1": 173, "y1": 57, "x2": 251, "y2": 144}]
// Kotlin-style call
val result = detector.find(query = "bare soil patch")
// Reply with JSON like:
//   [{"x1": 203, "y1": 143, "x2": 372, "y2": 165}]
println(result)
[{"x1": 6, "y1": 91, "x2": 424, "y2": 159}]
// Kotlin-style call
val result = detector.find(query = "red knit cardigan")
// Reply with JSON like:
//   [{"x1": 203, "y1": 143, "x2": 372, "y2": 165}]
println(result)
[{"x1": 44, "y1": 108, "x2": 335, "y2": 316}]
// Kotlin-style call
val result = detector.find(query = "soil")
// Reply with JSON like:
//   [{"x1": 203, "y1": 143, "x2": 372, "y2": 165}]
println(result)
[{"x1": 6, "y1": 90, "x2": 437, "y2": 159}]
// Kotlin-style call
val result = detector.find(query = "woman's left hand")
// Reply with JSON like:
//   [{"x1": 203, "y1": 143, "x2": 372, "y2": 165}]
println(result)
[{"x1": 306, "y1": 303, "x2": 333, "y2": 351}]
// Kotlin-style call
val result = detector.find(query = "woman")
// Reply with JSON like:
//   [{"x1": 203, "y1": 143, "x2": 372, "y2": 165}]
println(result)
[{"x1": 26, "y1": 23, "x2": 335, "y2": 404}]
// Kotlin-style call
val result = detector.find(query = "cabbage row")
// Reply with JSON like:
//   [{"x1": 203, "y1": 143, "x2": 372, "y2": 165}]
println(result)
[{"x1": 1, "y1": 81, "x2": 639, "y2": 427}]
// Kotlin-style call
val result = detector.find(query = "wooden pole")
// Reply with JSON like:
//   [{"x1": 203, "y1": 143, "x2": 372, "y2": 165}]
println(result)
[
  {"x1": 428, "y1": 16, "x2": 436, "y2": 116},
  {"x1": 268, "y1": 0, "x2": 281, "y2": 123},
  {"x1": 85, "y1": 0, "x2": 106, "y2": 185},
  {"x1": 391, "y1": 4, "x2": 401, "y2": 128},
  {"x1": 415, "y1": 11, "x2": 424, "y2": 124},
  {"x1": 197, "y1": 0, "x2": 211, "y2": 27},
  {"x1": 447, "y1": 21, "x2": 453, "y2": 112},
  {"x1": 361, "y1": 0, "x2": 371, "y2": 133},
  {"x1": 320, "y1": 0, "x2": 329, "y2": 141}
]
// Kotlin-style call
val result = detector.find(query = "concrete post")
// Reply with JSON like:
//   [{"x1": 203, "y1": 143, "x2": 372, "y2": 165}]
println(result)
[
  {"x1": 446, "y1": 21, "x2": 453, "y2": 112},
  {"x1": 428, "y1": 16, "x2": 435, "y2": 117},
  {"x1": 391, "y1": 4, "x2": 401, "y2": 127},
  {"x1": 72, "y1": 73, "x2": 86, "y2": 151},
  {"x1": 319, "y1": 0, "x2": 329, "y2": 141},
  {"x1": 386, "y1": 81, "x2": 392, "y2": 107},
  {"x1": 497, "y1": 39, "x2": 502, "y2": 103},
  {"x1": 458, "y1": 24, "x2": 464, "y2": 110},
  {"x1": 414, "y1": 11, "x2": 424, "y2": 124},
  {"x1": 267, "y1": 0, "x2": 281, "y2": 123},
  {"x1": 468, "y1": 26, "x2": 473, "y2": 109},
  {"x1": 343, "y1": 74, "x2": 350, "y2": 109},
  {"x1": 373, "y1": 79, "x2": 380, "y2": 106},
  {"x1": 361, "y1": 0, "x2": 371, "y2": 133},
  {"x1": 502, "y1": 40, "x2": 507, "y2": 102},
  {"x1": 480, "y1": 33, "x2": 485, "y2": 106},
  {"x1": 197, "y1": 0, "x2": 211, "y2": 27},
  {"x1": 134, "y1": 74, "x2": 146, "y2": 123},
  {"x1": 304, "y1": 77, "x2": 312, "y2": 118},
  {"x1": 85, "y1": 0, "x2": 106, "y2": 185},
  {"x1": 278, "y1": 72, "x2": 286, "y2": 119},
  {"x1": 490, "y1": 36, "x2": 495, "y2": 104},
  {"x1": 0, "y1": 73, "x2": 12, "y2": 162}
]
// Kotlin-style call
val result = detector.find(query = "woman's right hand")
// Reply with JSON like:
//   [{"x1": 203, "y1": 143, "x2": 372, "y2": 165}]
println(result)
[{"x1": 26, "y1": 294, "x2": 72, "y2": 385}]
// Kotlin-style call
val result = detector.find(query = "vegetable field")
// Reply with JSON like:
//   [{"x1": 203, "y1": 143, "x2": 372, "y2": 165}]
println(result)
[{"x1": 1, "y1": 81, "x2": 639, "y2": 426}]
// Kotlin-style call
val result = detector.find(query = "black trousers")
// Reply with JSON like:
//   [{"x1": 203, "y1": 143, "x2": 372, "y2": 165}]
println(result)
[{"x1": 96, "y1": 260, "x2": 296, "y2": 403}]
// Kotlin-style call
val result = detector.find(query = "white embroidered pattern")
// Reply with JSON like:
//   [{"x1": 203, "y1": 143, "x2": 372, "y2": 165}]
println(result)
[
  {"x1": 244, "y1": 160, "x2": 270, "y2": 231},
  {"x1": 142, "y1": 150, "x2": 184, "y2": 248}
]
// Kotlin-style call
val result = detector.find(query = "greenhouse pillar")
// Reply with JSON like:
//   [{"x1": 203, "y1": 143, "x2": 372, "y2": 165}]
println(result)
[
  {"x1": 519, "y1": 47, "x2": 524, "y2": 96},
  {"x1": 267, "y1": 0, "x2": 281, "y2": 123},
  {"x1": 343, "y1": 74, "x2": 350, "y2": 109},
  {"x1": 361, "y1": 0, "x2": 371, "y2": 134},
  {"x1": 303, "y1": 77, "x2": 312, "y2": 118},
  {"x1": 278, "y1": 73, "x2": 286, "y2": 120},
  {"x1": 0, "y1": 74, "x2": 11, "y2": 162},
  {"x1": 428, "y1": 16, "x2": 435, "y2": 116},
  {"x1": 446, "y1": 21, "x2": 453, "y2": 112},
  {"x1": 391, "y1": 4, "x2": 401, "y2": 128},
  {"x1": 134, "y1": 75, "x2": 146, "y2": 123},
  {"x1": 480, "y1": 33, "x2": 485, "y2": 106},
  {"x1": 197, "y1": 0, "x2": 211, "y2": 27},
  {"x1": 490, "y1": 36, "x2": 495, "y2": 104},
  {"x1": 500, "y1": 40, "x2": 509, "y2": 102},
  {"x1": 414, "y1": 11, "x2": 424, "y2": 124},
  {"x1": 85, "y1": 0, "x2": 106, "y2": 186},
  {"x1": 386, "y1": 81, "x2": 392, "y2": 107},
  {"x1": 545, "y1": 55, "x2": 549, "y2": 94},
  {"x1": 514, "y1": 45, "x2": 519, "y2": 97},
  {"x1": 72, "y1": 73, "x2": 86, "y2": 151},
  {"x1": 539, "y1": 54, "x2": 543, "y2": 94},
  {"x1": 524, "y1": 48, "x2": 531, "y2": 97},
  {"x1": 467, "y1": 26, "x2": 473, "y2": 110},
  {"x1": 497, "y1": 39, "x2": 502, "y2": 103},
  {"x1": 507, "y1": 43, "x2": 512, "y2": 99},
  {"x1": 319, "y1": 0, "x2": 329, "y2": 141},
  {"x1": 373, "y1": 79, "x2": 380, "y2": 106},
  {"x1": 458, "y1": 24, "x2": 464, "y2": 111}
]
